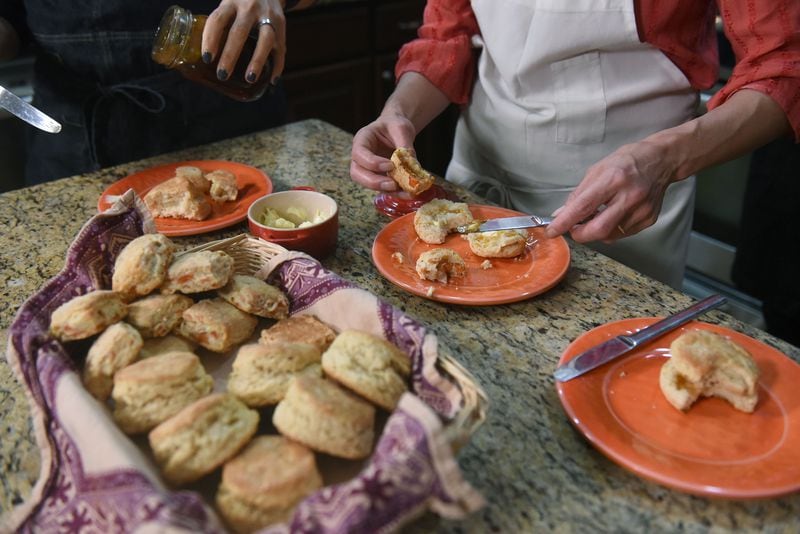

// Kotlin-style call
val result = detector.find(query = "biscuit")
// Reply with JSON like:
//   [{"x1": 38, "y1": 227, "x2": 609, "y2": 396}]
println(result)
[
  {"x1": 161, "y1": 250, "x2": 235, "y2": 295},
  {"x1": 322, "y1": 330, "x2": 411, "y2": 411},
  {"x1": 218, "y1": 275, "x2": 290, "y2": 319},
  {"x1": 175, "y1": 165, "x2": 210, "y2": 193},
  {"x1": 415, "y1": 248, "x2": 467, "y2": 283},
  {"x1": 467, "y1": 229, "x2": 528, "y2": 258},
  {"x1": 660, "y1": 330, "x2": 760, "y2": 413},
  {"x1": 206, "y1": 169, "x2": 238, "y2": 202},
  {"x1": 228, "y1": 342, "x2": 322, "y2": 407},
  {"x1": 388, "y1": 147, "x2": 435, "y2": 196},
  {"x1": 112, "y1": 233, "x2": 175, "y2": 300},
  {"x1": 49, "y1": 290, "x2": 128, "y2": 342},
  {"x1": 216, "y1": 436, "x2": 322, "y2": 533},
  {"x1": 259, "y1": 314, "x2": 337, "y2": 353},
  {"x1": 139, "y1": 335, "x2": 196, "y2": 359},
  {"x1": 272, "y1": 375, "x2": 375, "y2": 459},
  {"x1": 127, "y1": 294, "x2": 194, "y2": 338},
  {"x1": 149, "y1": 393, "x2": 259, "y2": 485},
  {"x1": 413, "y1": 199, "x2": 474, "y2": 244},
  {"x1": 111, "y1": 351, "x2": 214, "y2": 434},
  {"x1": 178, "y1": 298, "x2": 258, "y2": 353},
  {"x1": 83, "y1": 322, "x2": 143, "y2": 401},
  {"x1": 144, "y1": 176, "x2": 211, "y2": 221}
]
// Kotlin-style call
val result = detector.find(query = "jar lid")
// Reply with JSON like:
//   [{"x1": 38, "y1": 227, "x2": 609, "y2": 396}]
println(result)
[{"x1": 373, "y1": 185, "x2": 455, "y2": 218}]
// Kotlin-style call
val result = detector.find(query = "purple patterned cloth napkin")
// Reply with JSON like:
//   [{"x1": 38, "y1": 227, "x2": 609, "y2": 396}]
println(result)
[{"x1": 3, "y1": 191, "x2": 484, "y2": 533}]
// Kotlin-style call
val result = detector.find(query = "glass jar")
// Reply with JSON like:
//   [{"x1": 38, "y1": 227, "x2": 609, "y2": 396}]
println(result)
[{"x1": 152, "y1": 5, "x2": 271, "y2": 102}]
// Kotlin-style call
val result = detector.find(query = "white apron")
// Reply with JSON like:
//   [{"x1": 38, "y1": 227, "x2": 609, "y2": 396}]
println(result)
[{"x1": 446, "y1": 0, "x2": 699, "y2": 288}]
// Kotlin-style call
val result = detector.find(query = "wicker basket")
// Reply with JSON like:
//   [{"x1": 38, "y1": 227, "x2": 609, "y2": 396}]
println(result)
[{"x1": 180, "y1": 233, "x2": 489, "y2": 450}]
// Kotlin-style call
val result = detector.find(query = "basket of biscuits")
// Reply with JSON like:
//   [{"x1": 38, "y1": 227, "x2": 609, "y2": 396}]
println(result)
[{"x1": 5, "y1": 191, "x2": 487, "y2": 533}]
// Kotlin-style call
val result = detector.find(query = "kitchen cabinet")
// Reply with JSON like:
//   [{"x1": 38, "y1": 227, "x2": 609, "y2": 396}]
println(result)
[{"x1": 284, "y1": 0, "x2": 458, "y2": 176}]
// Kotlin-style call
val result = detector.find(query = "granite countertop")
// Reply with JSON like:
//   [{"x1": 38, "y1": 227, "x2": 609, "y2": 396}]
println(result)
[{"x1": 2, "y1": 119, "x2": 799, "y2": 531}]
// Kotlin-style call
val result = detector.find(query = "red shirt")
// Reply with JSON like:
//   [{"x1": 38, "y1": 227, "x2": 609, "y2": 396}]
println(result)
[{"x1": 396, "y1": 0, "x2": 800, "y2": 139}]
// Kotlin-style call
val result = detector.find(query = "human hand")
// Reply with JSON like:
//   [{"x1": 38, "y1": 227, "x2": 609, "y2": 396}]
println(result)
[
  {"x1": 202, "y1": 0, "x2": 286, "y2": 84},
  {"x1": 350, "y1": 114, "x2": 417, "y2": 191},
  {"x1": 545, "y1": 139, "x2": 678, "y2": 243}
]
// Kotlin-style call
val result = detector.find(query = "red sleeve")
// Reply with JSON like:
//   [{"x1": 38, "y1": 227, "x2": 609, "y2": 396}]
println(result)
[
  {"x1": 394, "y1": 0, "x2": 479, "y2": 105},
  {"x1": 708, "y1": 0, "x2": 800, "y2": 141}
]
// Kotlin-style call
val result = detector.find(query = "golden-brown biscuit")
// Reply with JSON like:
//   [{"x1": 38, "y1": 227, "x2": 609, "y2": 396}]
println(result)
[
  {"x1": 139, "y1": 335, "x2": 197, "y2": 359},
  {"x1": 111, "y1": 351, "x2": 213, "y2": 434},
  {"x1": 218, "y1": 275, "x2": 289, "y2": 319},
  {"x1": 259, "y1": 314, "x2": 337, "y2": 353},
  {"x1": 161, "y1": 250, "x2": 235, "y2": 295},
  {"x1": 413, "y1": 199, "x2": 474, "y2": 244},
  {"x1": 415, "y1": 248, "x2": 467, "y2": 283},
  {"x1": 49, "y1": 290, "x2": 128, "y2": 341},
  {"x1": 206, "y1": 169, "x2": 238, "y2": 202},
  {"x1": 126, "y1": 294, "x2": 194, "y2": 338},
  {"x1": 216, "y1": 436, "x2": 322, "y2": 533},
  {"x1": 112, "y1": 233, "x2": 175, "y2": 300},
  {"x1": 144, "y1": 176, "x2": 211, "y2": 221},
  {"x1": 178, "y1": 298, "x2": 258, "y2": 353},
  {"x1": 149, "y1": 393, "x2": 259, "y2": 485},
  {"x1": 660, "y1": 329, "x2": 760, "y2": 413},
  {"x1": 272, "y1": 375, "x2": 375, "y2": 459},
  {"x1": 83, "y1": 322, "x2": 143, "y2": 401},
  {"x1": 467, "y1": 229, "x2": 528, "y2": 258},
  {"x1": 388, "y1": 147, "x2": 435, "y2": 196},
  {"x1": 228, "y1": 342, "x2": 322, "y2": 407},
  {"x1": 175, "y1": 165, "x2": 210, "y2": 193},
  {"x1": 321, "y1": 330, "x2": 411, "y2": 411}
]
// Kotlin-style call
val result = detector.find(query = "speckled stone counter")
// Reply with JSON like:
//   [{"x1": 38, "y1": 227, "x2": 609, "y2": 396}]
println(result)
[{"x1": 2, "y1": 119, "x2": 799, "y2": 532}]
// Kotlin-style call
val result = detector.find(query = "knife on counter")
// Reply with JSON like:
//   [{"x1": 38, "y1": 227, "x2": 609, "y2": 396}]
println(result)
[
  {"x1": 456, "y1": 214, "x2": 554, "y2": 234},
  {"x1": 0, "y1": 84, "x2": 61, "y2": 134},
  {"x1": 554, "y1": 294, "x2": 727, "y2": 382}
]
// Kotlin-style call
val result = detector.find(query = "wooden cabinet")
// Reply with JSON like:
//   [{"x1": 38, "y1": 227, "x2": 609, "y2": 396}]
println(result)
[{"x1": 284, "y1": 0, "x2": 458, "y2": 176}]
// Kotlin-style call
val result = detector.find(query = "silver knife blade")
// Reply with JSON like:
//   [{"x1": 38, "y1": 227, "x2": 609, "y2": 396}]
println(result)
[
  {"x1": 0, "y1": 85, "x2": 62, "y2": 134},
  {"x1": 554, "y1": 294, "x2": 727, "y2": 382},
  {"x1": 456, "y1": 214, "x2": 553, "y2": 233}
]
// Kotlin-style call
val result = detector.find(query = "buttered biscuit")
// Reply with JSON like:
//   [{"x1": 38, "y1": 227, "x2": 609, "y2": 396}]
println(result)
[
  {"x1": 228, "y1": 342, "x2": 322, "y2": 407},
  {"x1": 259, "y1": 314, "x2": 337, "y2": 353},
  {"x1": 149, "y1": 393, "x2": 259, "y2": 485},
  {"x1": 144, "y1": 176, "x2": 211, "y2": 221},
  {"x1": 218, "y1": 275, "x2": 289, "y2": 319},
  {"x1": 112, "y1": 233, "x2": 175, "y2": 300},
  {"x1": 413, "y1": 198, "x2": 473, "y2": 244},
  {"x1": 273, "y1": 375, "x2": 375, "y2": 459},
  {"x1": 415, "y1": 248, "x2": 467, "y2": 284},
  {"x1": 83, "y1": 322, "x2": 143, "y2": 401},
  {"x1": 178, "y1": 298, "x2": 258, "y2": 353},
  {"x1": 161, "y1": 250, "x2": 235, "y2": 295},
  {"x1": 388, "y1": 147, "x2": 435, "y2": 196},
  {"x1": 175, "y1": 165, "x2": 210, "y2": 193},
  {"x1": 467, "y1": 229, "x2": 528, "y2": 258},
  {"x1": 111, "y1": 351, "x2": 213, "y2": 434},
  {"x1": 206, "y1": 169, "x2": 238, "y2": 202},
  {"x1": 127, "y1": 294, "x2": 193, "y2": 338},
  {"x1": 322, "y1": 330, "x2": 411, "y2": 411},
  {"x1": 660, "y1": 329, "x2": 760, "y2": 413},
  {"x1": 50, "y1": 290, "x2": 128, "y2": 341},
  {"x1": 139, "y1": 335, "x2": 196, "y2": 359},
  {"x1": 216, "y1": 436, "x2": 322, "y2": 533}
]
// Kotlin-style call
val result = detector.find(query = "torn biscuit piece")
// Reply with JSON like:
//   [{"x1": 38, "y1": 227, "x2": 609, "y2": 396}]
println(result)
[{"x1": 388, "y1": 147, "x2": 435, "y2": 196}]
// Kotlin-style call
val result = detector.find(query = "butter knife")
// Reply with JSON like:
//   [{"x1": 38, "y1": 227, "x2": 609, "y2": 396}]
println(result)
[
  {"x1": 456, "y1": 214, "x2": 553, "y2": 234},
  {"x1": 0, "y1": 84, "x2": 62, "y2": 133},
  {"x1": 553, "y1": 294, "x2": 727, "y2": 382}
]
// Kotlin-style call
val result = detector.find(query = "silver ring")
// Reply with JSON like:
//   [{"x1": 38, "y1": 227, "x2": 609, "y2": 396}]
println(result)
[{"x1": 257, "y1": 17, "x2": 275, "y2": 31}]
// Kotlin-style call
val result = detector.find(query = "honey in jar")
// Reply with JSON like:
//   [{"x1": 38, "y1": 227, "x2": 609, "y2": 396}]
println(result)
[{"x1": 152, "y1": 5, "x2": 271, "y2": 102}]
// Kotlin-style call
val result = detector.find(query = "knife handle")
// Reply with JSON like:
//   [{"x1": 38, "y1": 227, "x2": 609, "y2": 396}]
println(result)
[{"x1": 626, "y1": 294, "x2": 727, "y2": 346}]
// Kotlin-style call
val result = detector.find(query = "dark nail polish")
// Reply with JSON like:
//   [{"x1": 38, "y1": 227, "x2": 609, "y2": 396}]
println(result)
[
  {"x1": 202, "y1": 52, "x2": 212, "y2": 64},
  {"x1": 246, "y1": 71, "x2": 257, "y2": 83},
  {"x1": 217, "y1": 68, "x2": 228, "y2": 81}
]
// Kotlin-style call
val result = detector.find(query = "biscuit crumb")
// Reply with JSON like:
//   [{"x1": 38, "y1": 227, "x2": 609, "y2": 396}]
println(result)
[
  {"x1": 426, "y1": 286, "x2": 435, "y2": 297},
  {"x1": 480, "y1": 260, "x2": 493, "y2": 270},
  {"x1": 619, "y1": 371, "x2": 627, "y2": 378},
  {"x1": 391, "y1": 252, "x2": 405, "y2": 264}
]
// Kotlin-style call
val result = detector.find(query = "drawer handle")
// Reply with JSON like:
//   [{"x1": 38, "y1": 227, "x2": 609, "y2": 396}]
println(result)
[{"x1": 397, "y1": 20, "x2": 421, "y2": 31}]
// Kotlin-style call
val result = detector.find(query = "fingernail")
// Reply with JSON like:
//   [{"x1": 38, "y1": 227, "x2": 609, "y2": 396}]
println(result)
[
  {"x1": 202, "y1": 51, "x2": 212, "y2": 64},
  {"x1": 217, "y1": 68, "x2": 228, "y2": 81},
  {"x1": 380, "y1": 181, "x2": 398, "y2": 191},
  {"x1": 271, "y1": 76, "x2": 281, "y2": 86},
  {"x1": 379, "y1": 161, "x2": 394, "y2": 172},
  {"x1": 246, "y1": 71, "x2": 257, "y2": 83},
  {"x1": 551, "y1": 206, "x2": 564, "y2": 217}
]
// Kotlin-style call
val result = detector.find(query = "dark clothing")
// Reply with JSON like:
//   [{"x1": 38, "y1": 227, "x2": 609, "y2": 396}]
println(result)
[
  {"x1": 1, "y1": 1, "x2": 286, "y2": 185},
  {"x1": 732, "y1": 136, "x2": 800, "y2": 347}
]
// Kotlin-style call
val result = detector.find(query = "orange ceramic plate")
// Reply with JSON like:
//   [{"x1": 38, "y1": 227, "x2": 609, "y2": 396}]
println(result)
[
  {"x1": 556, "y1": 319, "x2": 800, "y2": 499},
  {"x1": 372, "y1": 205, "x2": 570, "y2": 305},
  {"x1": 97, "y1": 160, "x2": 272, "y2": 236}
]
